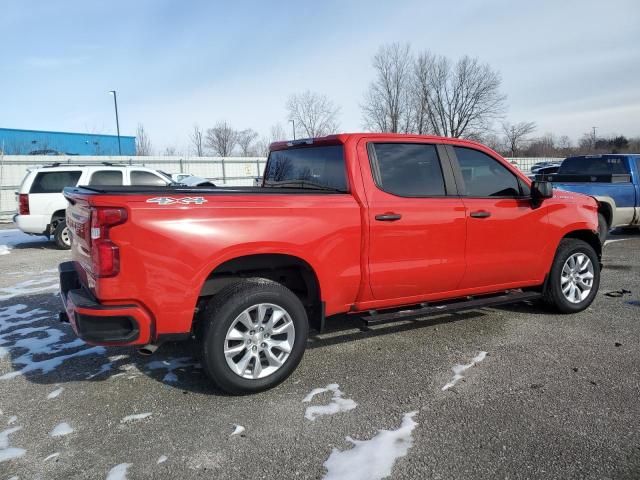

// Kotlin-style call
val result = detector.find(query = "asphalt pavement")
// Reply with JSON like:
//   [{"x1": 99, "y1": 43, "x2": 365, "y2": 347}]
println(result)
[{"x1": 0, "y1": 225, "x2": 639, "y2": 479}]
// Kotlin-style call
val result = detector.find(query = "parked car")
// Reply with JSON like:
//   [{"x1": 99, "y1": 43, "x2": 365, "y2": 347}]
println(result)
[
  {"x1": 14, "y1": 164, "x2": 172, "y2": 249},
  {"x1": 537, "y1": 154, "x2": 640, "y2": 242},
  {"x1": 530, "y1": 161, "x2": 562, "y2": 174},
  {"x1": 528, "y1": 164, "x2": 560, "y2": 180},
  {"x1": 165, "y1": 172, "x2": 194, "y2": 183},
  {"x1": 59, "y1": 133, "x2": 601, "y2": 394}
]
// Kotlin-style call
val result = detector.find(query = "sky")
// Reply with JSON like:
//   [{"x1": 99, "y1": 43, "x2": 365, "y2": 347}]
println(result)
[{"x1": 1, "y1": 0, "x2": 639, "y2": 154}]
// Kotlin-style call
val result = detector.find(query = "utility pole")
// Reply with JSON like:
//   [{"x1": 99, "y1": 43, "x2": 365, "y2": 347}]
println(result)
[
  {"x1": 289, "y1": 119, "x2": 296, "y2": 140},
  {"x1": 591, "y1": 126, "x2": 597, "y2": 150},
  {"x1": 109, "y1": 90, "x2": 122, "y2": 155}
]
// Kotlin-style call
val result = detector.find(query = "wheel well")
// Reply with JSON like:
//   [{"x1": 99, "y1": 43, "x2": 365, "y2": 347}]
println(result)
[
  {"x1": 563, "y1": 230, "x2": 602, "y2": 260},
  {"x1": 199, "y1": 254, "x2": 323, "y2": 331},
  {"x1": 51, "y1": 209, "x2": 66, "y2": 223},
  {"x1": 597, "y1": 202, "x2": 612, "y2": 227}
]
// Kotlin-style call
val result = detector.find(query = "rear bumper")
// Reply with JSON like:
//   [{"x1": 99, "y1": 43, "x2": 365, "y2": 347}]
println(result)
[
  {"x1": 14, "y1": 214, "x2": 49, "y2": 235},
  {"x1": 58, "y1": 261, "x2": 153, "y2": 346}
]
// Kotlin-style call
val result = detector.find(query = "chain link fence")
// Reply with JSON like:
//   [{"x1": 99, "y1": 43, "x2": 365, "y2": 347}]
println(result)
[{"x1": 0, "y1": 154, "x2": 561, "y2": 220}]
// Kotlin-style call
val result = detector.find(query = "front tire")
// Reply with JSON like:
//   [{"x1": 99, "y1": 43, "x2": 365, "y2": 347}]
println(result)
[
  {"x1": 53, "y1": 219, "x2": 71, "y2": 250},
  {"x1": 199, "y1": 278, "x2": 309, "y2": 394},
  {"x1": 543, "y1": 238, "x2": 600, "y2": 313}
]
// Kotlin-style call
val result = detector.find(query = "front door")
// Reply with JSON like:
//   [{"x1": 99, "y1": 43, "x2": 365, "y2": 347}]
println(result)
[
  {"x1": 363, "y1": 141, "x2": 467, "y2": 301},
  {"x1": 448, "y1": 145, "x2": 548, "y2": 289}
]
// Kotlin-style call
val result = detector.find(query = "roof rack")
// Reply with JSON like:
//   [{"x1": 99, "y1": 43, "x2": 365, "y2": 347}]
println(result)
[{"x1": 41, "y1": 161, "x2": 131, "y2": 168}]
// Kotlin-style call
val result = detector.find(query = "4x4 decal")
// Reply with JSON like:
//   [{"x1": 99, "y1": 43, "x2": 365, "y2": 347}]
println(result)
[{"x1": 146, "y1": 197, "x2": 207, "y2": 205}]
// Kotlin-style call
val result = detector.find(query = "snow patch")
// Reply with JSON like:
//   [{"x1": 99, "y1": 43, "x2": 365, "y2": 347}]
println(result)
[
  {"x1": 47, "y1": 387, "x2": 64, "y2": 399},
  {"x1": 86, "y1": 354, "x2": 129, "y2": 379},
  {"x1": 0, "y1": 304, "x2": 106, "y2": 380},
  {"x1": 121, "y1": 413, "x2": 152, "y2": 423},
  {"x1": 44, "y1": 452, "x2": 60, "y2": 461},
  {"x1": 0, "y1": 277, "x2": 59, "y2": 301},
  {"x1": 0, "y1": 245, "x2": 10, "y2": 256},
  {"x1": 106, "y1": 463, "x2": 132, "y2": 480},
  {"x1": 323, "y1": 411, "x2": 418, "y2": 480},
  {"x1": 7, "y1": 416, "x2": 17, "y2": 425},
  {"x1": 442, "y1": 351, "x2": 488, "y2": 391},
  {"x1": 0, "y1": 426, "x2": 26, "y2": 463},
  {"x1": 303, "y1": 383, "x2": 358, "y2": 421},
  {"x1": 49, "y1": 422, "x2": 73, "y2": 437},
  {"x1": 145, "y1": 357, "x2": 199, "y2": 383},
  {"x1": 0, "y1": 229, "x2": 46, "y2": 248},
  {"x1": 157, "y1": 455, "x2": 168, "y2": 464},
  {"x1": 231, "y1": 424, "x2": 245, "y2": 436}
]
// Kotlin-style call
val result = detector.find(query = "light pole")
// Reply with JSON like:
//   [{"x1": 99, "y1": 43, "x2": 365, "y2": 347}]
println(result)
[
  {"x1": 289, "y1": 119, "x2": 295, "y2": 140},
  {"x1": 108, "y1": 90, "x2": 122, "y2": 155}
]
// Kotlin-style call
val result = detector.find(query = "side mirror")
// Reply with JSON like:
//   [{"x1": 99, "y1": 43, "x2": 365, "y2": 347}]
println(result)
[{"x1": 531, "y1": 180, "x2": 553, "y2": 201}]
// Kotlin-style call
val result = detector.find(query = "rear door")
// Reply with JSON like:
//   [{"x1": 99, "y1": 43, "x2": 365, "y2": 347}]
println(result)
[
  {"x1": 448, "y1": 145, "x2": 547, "y2": 289},
  {"x1": 128, "y1": 169, "x2": 170, "y2": 186},
  {"x1": 362, "y1": 140, "x2": 467, "y2": 300}
]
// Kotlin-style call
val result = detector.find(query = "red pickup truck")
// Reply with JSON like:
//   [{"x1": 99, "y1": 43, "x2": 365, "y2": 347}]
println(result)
[{"x1": 59, "y1": 133, "x2": 601, "y2": 393}]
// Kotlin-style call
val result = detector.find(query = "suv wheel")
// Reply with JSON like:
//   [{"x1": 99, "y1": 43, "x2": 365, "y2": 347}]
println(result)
[
  {"x1": 543, "y1": 238, "x2": 600, "y2": 313},
  {"x1": 53, "y1": 219, "x2": 71, "y2": 250},
  {"x1": 199, "y1": 278, "x2": 308, "y2": 394}
]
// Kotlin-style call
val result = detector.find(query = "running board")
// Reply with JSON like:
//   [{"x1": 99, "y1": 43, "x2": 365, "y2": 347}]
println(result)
[{"x1": 361, "y1": 290, "x2": 541, "y2": 326}]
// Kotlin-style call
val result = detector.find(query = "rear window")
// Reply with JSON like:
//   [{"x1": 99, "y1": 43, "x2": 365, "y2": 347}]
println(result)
[
  {"x1": 88, "y1": 170, "x2": 123, "y2": 186},
  {"x1": 130, "y1": 170, "x2": 168, "y2": 186},
  {"x1": 560, "y1": 156, "x2": 630, "y2": 175},
  {"x1": 29, "y1": 171, "x2": 82, "y2": 193},
  {"x1": 263, "y1": 145, "x2": 347, "y2": 191}
]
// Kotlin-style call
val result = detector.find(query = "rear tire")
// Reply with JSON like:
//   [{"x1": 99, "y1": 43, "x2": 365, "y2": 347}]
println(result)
[
  {"x1": 53, "y1": 220, "x2": 71, "y2": 250},
  {"x1": 199, "y1": 278, "x2": 308, "y2": 394},
  {"x1": 597, "y1": 213, "x2": 609, "y2": 244},
  {"x1": 543, "y1": 238, "x2": 600, "y2": 313}
]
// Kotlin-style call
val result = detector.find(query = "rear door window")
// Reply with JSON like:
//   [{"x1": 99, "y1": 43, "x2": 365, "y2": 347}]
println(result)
[
  {"x1": 370, "y1": 143, "x2": 446, "y2": 196},
  {"x1": 29, "y1": 171, "x2": 82, "y2": 193},
  {"x1": 130, "y1": 170, "x2": 169, "y2": 186},
  {"x1": 88, "y1": 170, "x2": 123, "y2": 186}
]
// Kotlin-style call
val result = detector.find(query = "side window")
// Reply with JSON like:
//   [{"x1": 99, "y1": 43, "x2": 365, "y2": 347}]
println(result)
[
  {"x1": 88, "y1": 170, "x2": 123, "y2": 186},
  {"x1": 454, "y1": 147, "x2": 521, "y2": 197},
  {"x1": 371, "y1": 143, "x2": 446, "y2": 196},
  {"x1": 29, "y1": 171, "x2": 82, "y2": 193},
  {"x1": 130, "y1": 170, "x2": 168, "y2": 186}
]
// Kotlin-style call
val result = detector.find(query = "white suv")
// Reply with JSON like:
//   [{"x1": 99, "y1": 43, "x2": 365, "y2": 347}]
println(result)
[{"x1": 14, "y1": 164, "x2": 171, "y2": 249}]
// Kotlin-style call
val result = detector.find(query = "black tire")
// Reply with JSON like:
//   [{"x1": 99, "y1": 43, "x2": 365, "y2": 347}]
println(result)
[
  {"x1": 53, "y1": 219, "x2": 71, "y2": 250},
  {"x1": 597, "y1": 213, "x2": 609, "y2": 244},
  {"x1": 199, "y1": 278, "x2": 309, "y2": 394},
  {"x1": 543, "y1": 238, "x2": 600, "y2": 313}
]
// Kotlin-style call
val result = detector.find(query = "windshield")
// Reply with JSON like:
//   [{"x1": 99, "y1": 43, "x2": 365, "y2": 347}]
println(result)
[
  {"x1": 560, "y1": 156, "x2": 630, "y2": 175},
  {"x1": 263, "y1": 145, "x2": 347, "y2": 191}
]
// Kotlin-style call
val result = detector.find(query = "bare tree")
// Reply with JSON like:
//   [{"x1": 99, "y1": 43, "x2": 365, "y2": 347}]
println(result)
[
  {"x1": 237, "y1": 128, "x2": 259, "y2": 156},
  {"x1": 254, "y1": 124, "x2": 288, "y2": 157},
  {"x1": 205, "y1": 121, "x2": 238, "y2": 157},
  {"x1": 286, "y1": 91, "x2": 340, "y2": 138},
  {"x1": 136, "y1": 124, "x2": 152, "y2": 156},
  {"x1": 501, "y1": 121, "x2": 536, "y2": 156},
  {"x1": 163, "y1": 146, "x2": 177, "y2": 156},
  {"x1": 361, "y1": 43, "x2": 413, "y2": 133},
  {"x1": 190, "y1": 125, "x2": 204, "y2": 156},
  {"x1": 412, "y1": 52, "x2": 507, "y2": 138}
]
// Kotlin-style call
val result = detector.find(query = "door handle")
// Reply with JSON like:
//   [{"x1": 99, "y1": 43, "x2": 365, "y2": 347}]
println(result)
[
  {"x1": 375, "y1": 213, "x2": 402, "y2": 222},
  {"x1": 470, "y1": 210, "x2": 491, "y2": 218}
]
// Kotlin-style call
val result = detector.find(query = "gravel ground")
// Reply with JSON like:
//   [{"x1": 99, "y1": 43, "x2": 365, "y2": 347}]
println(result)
[{"x1": 0, "y1": 225, "x2": 639, "y2": 479}]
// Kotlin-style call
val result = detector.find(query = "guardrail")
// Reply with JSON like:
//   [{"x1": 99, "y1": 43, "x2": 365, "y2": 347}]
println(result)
[{"x1": 0, "y1": 155, "x2": 561, "y2": 219}]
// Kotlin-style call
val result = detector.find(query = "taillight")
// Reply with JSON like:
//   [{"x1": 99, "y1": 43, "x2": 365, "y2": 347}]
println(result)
[
  {"x1": 19, "y1": 194, "x2": 29, "y2": 215},
  {"x1": 90, "y1": 207, "x2": 127, "y2": 277}
]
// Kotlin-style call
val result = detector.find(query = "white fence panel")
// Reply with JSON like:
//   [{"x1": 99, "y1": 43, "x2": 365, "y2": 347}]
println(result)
[{"x1": 0, "y1": 154, "x2": 562, "y2": 220}]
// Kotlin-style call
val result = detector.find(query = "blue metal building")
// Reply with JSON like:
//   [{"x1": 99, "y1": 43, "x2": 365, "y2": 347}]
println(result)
[{"x1": 0, "y1": 128, "x2": 136, "y2": 155}]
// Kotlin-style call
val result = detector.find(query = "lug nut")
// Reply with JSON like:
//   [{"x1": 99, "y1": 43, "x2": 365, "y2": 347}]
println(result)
[
  {"x1": 252, "y1": 345, "x2": 258, "y2": 352},
  {"x1": 259, "y1": 327, "x2": 264, "y2": 332},
  {"x1": 249, "y1": 330, "x2": 255, "y2": 335},
  {"x1": 264, "y1": 333, "x2": 269, "y2": 338},
  {"x1": 261, "y1": 343, "x2": 266, "y2": 348}
]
